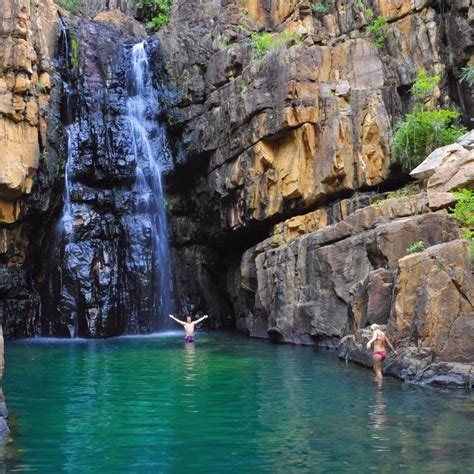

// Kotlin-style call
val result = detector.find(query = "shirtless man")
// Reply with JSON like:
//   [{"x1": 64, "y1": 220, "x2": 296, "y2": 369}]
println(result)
[
  {"x1": 169, "y1": 314, "x2": 209, "y2": 343},
  {"x1": 366, "y1": 324, "x2": 398, "y2": 381}
]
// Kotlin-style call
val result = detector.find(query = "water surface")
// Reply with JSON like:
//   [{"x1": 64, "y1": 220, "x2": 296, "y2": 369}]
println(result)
[{"x1": 2, "y1": 332, "x2": 473, "y2": 472}]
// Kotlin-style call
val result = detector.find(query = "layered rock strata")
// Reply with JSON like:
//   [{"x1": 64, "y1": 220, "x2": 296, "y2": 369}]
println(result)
[
  {"x1": 0, "y1": 0, "x2": 61, "y2": 337},
  {"x1": 157, "y1": 0, "x2": 473, "y2": 384}
]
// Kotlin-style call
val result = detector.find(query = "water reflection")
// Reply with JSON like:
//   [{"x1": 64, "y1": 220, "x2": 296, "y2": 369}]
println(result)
[
  {"x1": 184, "y1": 342, "x2": 196, "y2": 383},
  {"x1": 367, "y1": 384, "x2": 391, "y2": 457},
  {"x1": 369, "y1": 385, "x2": 388, "y2": 432}
]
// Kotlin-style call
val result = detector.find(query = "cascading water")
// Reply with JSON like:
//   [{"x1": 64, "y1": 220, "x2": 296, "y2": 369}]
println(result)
[
  {"x1": 126, "y1": 42, "x2": 174, "y2": 328},
  {"x1": 52, "y1": 17, "x2": 80, "y2": 338},
  {"x1": 42, "y1": 21, "x2": 176, "y2": 337}
]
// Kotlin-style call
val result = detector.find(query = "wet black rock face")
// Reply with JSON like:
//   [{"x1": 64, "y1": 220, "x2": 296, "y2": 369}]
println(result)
[{"x1": 40, "y1": 18, "x2": 175, "y2": 338}]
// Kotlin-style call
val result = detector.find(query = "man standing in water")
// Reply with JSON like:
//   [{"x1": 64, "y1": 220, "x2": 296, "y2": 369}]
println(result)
[
  {"x1": 366, "y1": 324, "x2": 398, "y2": 381},
  {"x1": 169, "y1": 314, "x2": 209, "y2": 343}
]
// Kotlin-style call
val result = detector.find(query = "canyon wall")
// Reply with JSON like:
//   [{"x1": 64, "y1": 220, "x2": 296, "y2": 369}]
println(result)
[
  {"x1": 158, "y1": 0, "x2": 473, "y2": 385},
  {"x1": 0, "y1": 0, "x2": 61, "y2": 337}
]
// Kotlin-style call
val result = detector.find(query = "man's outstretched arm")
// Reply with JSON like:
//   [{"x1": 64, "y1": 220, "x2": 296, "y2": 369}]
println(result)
[
  {"x1": 169, "y1": 314, "x2": 185, "y2": 326},
  {"x1": 193, "y1": 315, "x2": 209, "y2": 325}
]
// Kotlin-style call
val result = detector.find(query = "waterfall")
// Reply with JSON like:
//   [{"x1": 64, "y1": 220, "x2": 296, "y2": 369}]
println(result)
[
  {"x1": 126, "y1": 42, "x2": 174, "y2": 329},
  {"x1": 54, "y1": 17, "x2": 79, "y2": 338},
  {"x1": 42, "y1": 25, "x2": 175, "y2": 337}
]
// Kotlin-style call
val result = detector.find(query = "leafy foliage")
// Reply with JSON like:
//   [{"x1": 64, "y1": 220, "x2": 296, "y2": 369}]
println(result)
[
  {"x1": 55, "y1": 0, "x2": 83, "y2": 15},
  {"x1": 311, "y1": 0, "x2": 335, "y2": 14},
  {"x1": 392, "y1": 70, "x2": 467, "y2": 172},
  {"x1": 411, "y1": 69, "x2": 440, "y2": 102},
  {"x1": 137, "y1": 0, "x2": 172, "y2": 30},
  {"x1": 460, "y1": 65, "x2": 474, "y2": 87},
  {"x1": 450, "y1": 189, "x2": 474, "y2": 228},
  {"x1": 251, "y1": 31, "x2": 297, "y2": 60},
  {"x1": 366, "y1": 15, "x2": 388, "y2": 49},
  {"x1": 406, "y1": 241, "x2": 426, "y2": 254},
  {"x1": 392, "y1": 109, "x2": 466, "y2": 172}
]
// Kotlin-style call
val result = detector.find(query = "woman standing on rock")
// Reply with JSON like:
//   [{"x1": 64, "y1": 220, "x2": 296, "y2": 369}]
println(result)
[{"x1": 366, "y1": 324, "x2": 398, "y2": 381}]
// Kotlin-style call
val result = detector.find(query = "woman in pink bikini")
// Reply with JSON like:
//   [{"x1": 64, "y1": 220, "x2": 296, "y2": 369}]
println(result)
[{"x1": 366, "y1": 324, "x2": 398, "y2": 381}]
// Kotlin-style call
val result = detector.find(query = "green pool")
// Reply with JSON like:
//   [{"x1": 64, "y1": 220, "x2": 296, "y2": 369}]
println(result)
[{"x1": 2, "y1": 332, "x2": 473, "y2": 472}]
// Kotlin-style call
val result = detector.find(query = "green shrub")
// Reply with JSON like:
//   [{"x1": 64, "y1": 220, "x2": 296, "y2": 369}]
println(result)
[
  {"x1": 251, "y1": 31, "x2": 296, "y2": 60},
  {"x1": 450, "y1": 188, "x2": 474, "y2": 228},
  {"x1": 55, "y1": 0, "x2": 83, "y2": 15},
  {"x1": 311, "y1": 0, "x2": 335, "y2": 14},
  {"x1": 411, "y1": 69, "x2": 440, "y2": 103},
  {"x1": 463, "y1": 228, "x2": 474, "y2": 240},
  {"x1": 137, "y1": 0, "x2": 172, "y2": 30},
  {"x1": 460, "y1": 65, "x2": 474, "y2": 87},
  {"x1": 366, "y1": 15, "x2": 388, "y2": 49},
  {"x1": 406, "y1": 241, "x2": 426, "y2": 254},
  {"x1": 392, "y1": 109, "x2": 467, "y2": 172},
  {"x1": 392, "y1": 70, "x2": 467, "y2": 172}
]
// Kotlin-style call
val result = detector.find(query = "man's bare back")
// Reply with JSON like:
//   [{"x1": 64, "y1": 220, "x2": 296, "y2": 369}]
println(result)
[{"x1": 169, "y1": 314, "x2": 209, "y2": 342}]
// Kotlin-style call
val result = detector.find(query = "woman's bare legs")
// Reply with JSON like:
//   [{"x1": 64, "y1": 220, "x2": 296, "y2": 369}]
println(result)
[{"x1": 373, "y1": 355, "x2": 383, "y2": 381}]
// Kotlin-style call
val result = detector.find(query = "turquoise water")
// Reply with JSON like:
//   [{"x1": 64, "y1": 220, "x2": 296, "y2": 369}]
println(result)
[{"x1": 2, "y1": 332, "x2": 474, "y2": 473}]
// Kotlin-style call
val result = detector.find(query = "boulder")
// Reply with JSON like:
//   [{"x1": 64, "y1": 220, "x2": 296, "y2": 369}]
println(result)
[
  {"x1": 410, "y1": 131, "x2": 474, "y2": 193},
  {"x1": 340, "y1": 240, "x2": 474, "y2": 388},
  {"x1": 389, "y1": 240, "x2": 474, "y2": 362},
  {"x1": 348, "y1": 268, "x2": 394, "y2": 331},
  {"x1": 94, "y1": 9, "x2": 146, "y2": 37}
]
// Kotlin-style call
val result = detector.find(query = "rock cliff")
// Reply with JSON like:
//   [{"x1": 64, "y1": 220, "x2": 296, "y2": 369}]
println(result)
[
  {"x1": 0, "y1": 0, "x2": 62, "y2": 337},
  {"x1": 156, "y1": 0, "x2": 473, "y2": 386}
]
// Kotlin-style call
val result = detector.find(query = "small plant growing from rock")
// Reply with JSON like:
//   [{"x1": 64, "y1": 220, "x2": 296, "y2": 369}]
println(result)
[
  {"x1": 71, "y1": 38, "x2": 80, "y2": 69},
  {"x1": 215, "y1": 36, "x2": 232, "y2": 50},
  {"x1": 450, "y1": 188, "x2": 474, "y2": 239},
  {"x1": 460, "y1": 65, "x2": 474, "y2": 87},
  {"x1": 392, "y1": 69, "x2": 467, "y2": 172},
  {"x1": 251, "y1": 31, "x2": 297, "y2": 60},
  {"x1": 272, "y1": 226, "x2": 289, "y2": 247},
  {"x1": 57, "y1": 159, "x2": 66, "y2": 178},
  {"x1": 365, "y1": 8, "x2": 374, "y2": 21},
  {"x1": 366, "y1": 15, "x2": 388, "y2": 49},
  {"x1": 311, "y1": 0, "x2": 335, "y2": 14},
  {"x1": 406, "y1": 241, "x2": 426, "y2": 254},
  {"x1": 36, "y1": 82, "x2": 46, "y2": 93}
]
